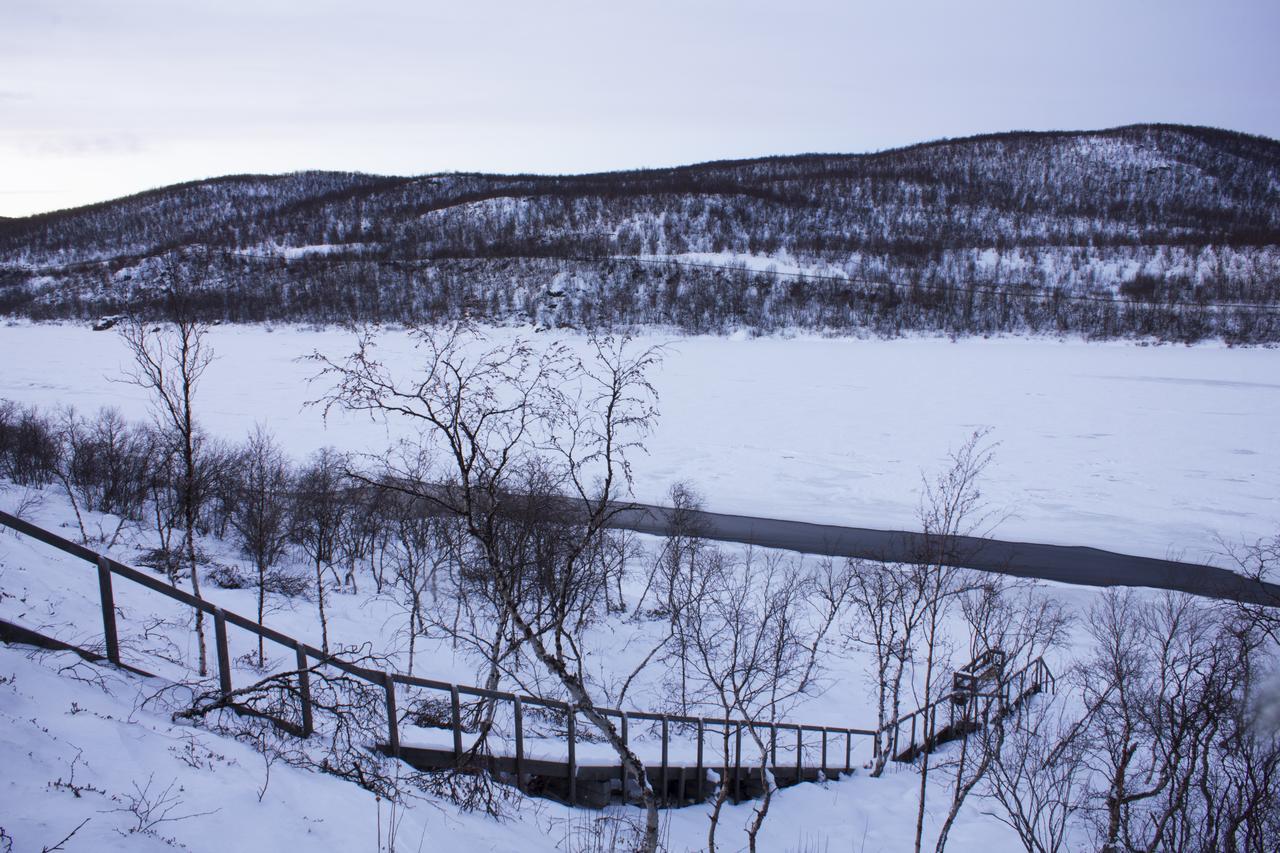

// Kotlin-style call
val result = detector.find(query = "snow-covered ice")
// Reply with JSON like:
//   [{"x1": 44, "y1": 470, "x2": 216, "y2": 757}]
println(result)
[{"x1": 4, "y1": 322, "x2": 1277, "y2": 562}]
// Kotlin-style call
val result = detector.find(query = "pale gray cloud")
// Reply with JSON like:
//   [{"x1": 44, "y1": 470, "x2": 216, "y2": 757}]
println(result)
[{"x1": 1, "y1": 0, "x2": 1277, "y2": 216}]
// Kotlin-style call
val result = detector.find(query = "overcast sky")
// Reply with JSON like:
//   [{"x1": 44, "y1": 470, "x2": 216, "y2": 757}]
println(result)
[{"x1": 2, "y1": 0, "x2": 1278, "y2": 217}]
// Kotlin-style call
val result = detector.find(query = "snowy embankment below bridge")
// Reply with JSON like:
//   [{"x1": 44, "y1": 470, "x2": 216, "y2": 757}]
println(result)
[{"x1": 3, "y1": 321, "x2": 1277, "y2": 563}]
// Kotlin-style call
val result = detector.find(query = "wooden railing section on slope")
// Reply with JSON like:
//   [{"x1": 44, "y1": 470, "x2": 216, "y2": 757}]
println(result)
[
  {"x1": 877, "y1": 649, "x2": 1054, "y2": 764},
  {"x1": 0, "y1": 510, "x2": 874, "y2": 808}
]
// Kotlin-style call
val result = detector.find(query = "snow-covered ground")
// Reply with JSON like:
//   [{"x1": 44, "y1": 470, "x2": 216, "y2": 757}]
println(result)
[
  {"x1": 0, "y1": 482, "x2": 1096, "y2": 853},
  {"x1": 1, "y1": 641, "x2": 1047, "y2": 853},
  {"x1": 4, "y1": 321, "x2": 1278, "y2": 562},
  {"x1": 3, "y1": 320, "x2": 1270, "y2": 851}
]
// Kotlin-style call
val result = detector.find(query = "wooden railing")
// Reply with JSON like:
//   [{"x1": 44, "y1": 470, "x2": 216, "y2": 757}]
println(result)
[{"x1": 0, "y1": 510, "x2": 874, "y2": 807}]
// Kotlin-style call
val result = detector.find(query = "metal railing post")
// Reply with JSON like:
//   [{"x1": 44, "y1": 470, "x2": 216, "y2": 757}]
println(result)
[{"x1": 733, "y1": 722, "x2": 742, "y2": 803}]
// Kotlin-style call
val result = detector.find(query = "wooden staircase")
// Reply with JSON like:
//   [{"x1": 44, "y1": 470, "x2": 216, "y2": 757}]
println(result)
[{"x1": 877, "y1": 649, "x2": 1054, "y2": 764}]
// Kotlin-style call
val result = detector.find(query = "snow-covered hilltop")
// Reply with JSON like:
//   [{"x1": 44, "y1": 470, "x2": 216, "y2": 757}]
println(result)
[{"x1": 2, "y1": 124, "x2": 1279, "y2": 340}]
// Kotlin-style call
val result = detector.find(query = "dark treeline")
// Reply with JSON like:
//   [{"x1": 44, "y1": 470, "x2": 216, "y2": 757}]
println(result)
[
  {"x1": 7, "y1": 254, "x2": 1276, "y2": 344},
  {"x1": 2, "y1": 124, "x2": 1279, "y2": 341}
]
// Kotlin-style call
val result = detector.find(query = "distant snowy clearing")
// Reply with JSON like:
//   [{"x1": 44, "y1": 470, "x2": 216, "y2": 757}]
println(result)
[{"x1": 6, "y1": 322, "x2": 1278, "y2": 562}]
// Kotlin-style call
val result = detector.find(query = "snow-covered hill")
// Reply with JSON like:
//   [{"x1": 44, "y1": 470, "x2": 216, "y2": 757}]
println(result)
[{"x1": 3, "y1": 125, "x2": 1278, "y2": 340}]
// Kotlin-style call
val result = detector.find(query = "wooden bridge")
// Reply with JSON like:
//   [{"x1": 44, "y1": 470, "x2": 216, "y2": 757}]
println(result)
[{"x1": 0, "y1": 510, "x2": 881, "y2": 808}]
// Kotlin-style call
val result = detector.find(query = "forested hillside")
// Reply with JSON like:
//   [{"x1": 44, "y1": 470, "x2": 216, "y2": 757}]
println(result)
[{"x1": 3, "y1": 124, "x2": 1279, "y2": 340}]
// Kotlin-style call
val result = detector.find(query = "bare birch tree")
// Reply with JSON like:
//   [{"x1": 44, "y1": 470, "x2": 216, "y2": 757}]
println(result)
[
  {"x1": 910, "y1": 429, "x2": 998, "y2": 853},
  {"x1": 290, "y1": 447, "x2": 349, "y2": 656},
  {"x1": 228, "y1": 425, "x2": 293, "y2": 666},
  {"x1": 119, "y1": 256, "x2": 215, "y2": 675},
  {"x1": 311, "y1": 324, "x2": 667, "y2": 853}
]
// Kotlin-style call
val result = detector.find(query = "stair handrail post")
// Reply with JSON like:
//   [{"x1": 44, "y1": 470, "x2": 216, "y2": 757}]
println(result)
[{"x1": 820, "y1": 727, "x2": 828, "y2": 777}]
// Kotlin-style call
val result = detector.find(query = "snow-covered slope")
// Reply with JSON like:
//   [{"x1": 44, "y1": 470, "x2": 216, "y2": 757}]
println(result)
[{"x1": 0, "y1": 471, "x2": 1094, "y2": 852}]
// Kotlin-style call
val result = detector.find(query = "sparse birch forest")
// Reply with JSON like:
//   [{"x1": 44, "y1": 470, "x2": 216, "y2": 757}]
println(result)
[{"x1": 3, "y1": 125, "x2": 1279, "y2": 342}]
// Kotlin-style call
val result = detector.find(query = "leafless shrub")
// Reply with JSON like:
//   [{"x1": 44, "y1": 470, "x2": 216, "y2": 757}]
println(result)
[
  {"x1": 38, "y1": 818, "x2": 90, "y2": 853},
  {"x1": 206, "y1": 562, "x2": 250, "y2": 589},
  {"x1": 0, "y1": 400, "x2": 61, "y2": 486},
  {"x1": 556, "y1": 809, "x2": 668, "y2": 853},
  {"x1": 105, "y1": 772, "x2": 217, "y2": 836},
  {"x1": 46, "y1": 750, "x2": 107, "y2": 800},
  {"x1": 979, "y1": 694, "x2": 1089, "y2": 853}
]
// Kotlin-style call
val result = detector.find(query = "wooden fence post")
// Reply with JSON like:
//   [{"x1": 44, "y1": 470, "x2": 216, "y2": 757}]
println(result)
[
  {"x1": 383, "y1": 672, "x2": 400, "y2": 758},
  {"x1": 95, "y1": 556, "x2": 120, "y2": 666},
  {"x1": 660, "y1": 715, "x2": 670, "y2": 807},
  {"x1": 733, "y1": 722, "x2": 742, "y2": 803},
  {"x1": 213, "y1": 607, "x2": 232, "y2": 698},
  {"x1": 619, "y1": 712, "x2": 629, "y2": 804},
  {"x1": 795, "y1": 725, "x2": 803, "y2": 781},
  {"x1": 450, "y1": 685, "x2": 463, "y2": 764},
  {"x1": 566, "y1": 704, "x2": 577, "y2": 806},
  {"x1": 513, "y1": 696, "x2": 525, "y2": 793},
  {"x1": 695, "y1": 718, "x2": 705, "y2": 803},
  {"x1": 295, "y1": 641, "x2": 313, "y2": 737}
]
